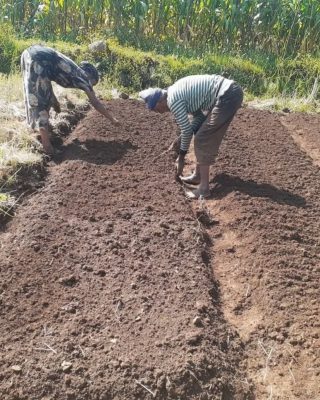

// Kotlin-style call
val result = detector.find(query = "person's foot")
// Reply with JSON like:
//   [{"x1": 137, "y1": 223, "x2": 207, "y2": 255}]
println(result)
[
  {"x1": 42, "y1": 143, "x2": 55, "y2": 155},
  {"x1": 50, "y1": 136, "x2": 63, "y2": 147},
  {"x1": 185, "y1": 187, "x2": 211, "y2": 200},
  {"x1": 39, "y1": 134, "x2": 54, "y2": 155},
  {"x1": 180, "y1": 173, "x2": 201, "y2": 185}
]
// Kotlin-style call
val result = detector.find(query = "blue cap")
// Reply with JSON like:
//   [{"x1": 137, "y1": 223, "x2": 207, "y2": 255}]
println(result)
[{"x1": 139, "y1": 88, "x2": 164, "y2": 110}]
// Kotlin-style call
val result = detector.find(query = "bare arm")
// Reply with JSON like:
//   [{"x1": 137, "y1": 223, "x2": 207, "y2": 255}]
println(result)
[{"x1": 85, "y1": 89, "x2": 119, "y2": 126}]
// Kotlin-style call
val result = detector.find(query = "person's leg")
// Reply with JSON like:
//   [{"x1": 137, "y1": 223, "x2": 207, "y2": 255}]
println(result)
[
  {"x1": 37, "y1": 77, "x2": 55, "y2": 154},
  {"x1": 198, "y1": 164, "x2": 210, "y2": 193},
  {"x1": 186, "y1": 83, "x2": 243, "y2": 199},
  {"x1": 39, "y1": 112, "x2": 53, "y2": 154},
  {"x1": 21, "y1": 50, "x2": 34, "y2": 127},
  {"x1": 185, "y1": 117, "x2": 230, "y2": 198},
  {"x1": 21, "y1": 52, "x2": 53, "y2": 154}
]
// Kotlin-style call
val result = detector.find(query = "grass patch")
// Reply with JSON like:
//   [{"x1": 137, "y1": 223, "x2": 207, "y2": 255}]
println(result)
[
  {"x1": 1, "y1": 24, "x2": 319, "y2": 99},
  {"x1": 0, "y1": 191, "x2": 15, "y2": 219},
  {"x1": 0, "y1": 73, "x2": 41, "y2": 220},
  {"x1": 248, "y1": 96, "x2": 320, "y2": 114},
  {"x1": 273, "y1": 98, "x2": 320, "y2": 113},
  {"x1": 0, "y1": 73, "x2": 41, "y2": 174}
]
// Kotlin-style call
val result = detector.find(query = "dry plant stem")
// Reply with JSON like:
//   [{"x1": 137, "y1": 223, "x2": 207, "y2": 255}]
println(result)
[
  {"x1": 134, "y1": 379, "x2": 156, "y2": 397},
  {"x1": 0, "y1": 191, "x2": 26, "y2": 217},
  {"x1": 258, "y1": 341, "x2": 274, "y2": 382},
  {"x1": 153, "y1": 135, "x2": 181, "y2": 162},
  {"x1": 34, "y1": 343, "x2": 57, "y2": 354}
]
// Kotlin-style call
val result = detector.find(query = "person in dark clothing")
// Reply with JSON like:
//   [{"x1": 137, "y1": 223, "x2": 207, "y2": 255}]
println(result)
[{"x1": 21, "y1": 45, "x2": 119, "y2": 154}]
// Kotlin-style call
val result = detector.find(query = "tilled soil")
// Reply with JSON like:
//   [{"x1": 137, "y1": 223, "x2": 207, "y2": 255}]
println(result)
[
  {"x1": 0, "y1": 100, "x2": 250, "y2": 400},
  {"x1": 187, "y1": 108, "x2": 320, "y2": 399},
  {"x1": 0, "y1": 101, "x2": 319, "y2": 400},
  {"x1": 280, "y1": 112, "x2": 320, "y2": 167}
]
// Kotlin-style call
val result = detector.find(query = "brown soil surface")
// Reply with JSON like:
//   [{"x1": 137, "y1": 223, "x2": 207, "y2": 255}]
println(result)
[
  {"x1": 0, "y1": 100, "x2": 250, "y2": 400},
  {"x1": 187, "y1": 108, "x2": 320, "y2": 399},
  {"x1": 280, "y1": 112, "x2": 320, "y2": 167},
  {"x1": 0, "y1": 101, "x2": 88, "y2": 227},
  {"x1": 1, "y1": 102, "x2": 319, "y2": 400}
]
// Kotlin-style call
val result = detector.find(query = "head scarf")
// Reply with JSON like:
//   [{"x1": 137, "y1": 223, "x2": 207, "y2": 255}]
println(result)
[{"x1": 139, "y1": 88, "x2": 166, "y2": 110}]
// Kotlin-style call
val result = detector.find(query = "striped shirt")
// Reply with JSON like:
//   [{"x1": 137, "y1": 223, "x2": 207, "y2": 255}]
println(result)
[{"x1": 167, "y1": 75, "x2": 233, "y2": 152}]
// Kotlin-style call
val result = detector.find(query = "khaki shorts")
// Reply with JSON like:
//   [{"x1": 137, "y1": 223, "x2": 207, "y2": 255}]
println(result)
[{"x1": 194, "y1": 83, "x2": 243, "y2": 165}]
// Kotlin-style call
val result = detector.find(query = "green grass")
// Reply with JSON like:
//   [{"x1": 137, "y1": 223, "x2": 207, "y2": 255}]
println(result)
[
  {"x1": 1, "y1": 25, "x2": 319, "y2": 98},
  {"x1": 0, "y1": 73, "x2": 41, "y2": 171},
  {"x1": 1, "y1": 1, "x2": 320, "y2": 56},
  {"x1": 0, "y1": 73, "x2": 41, "y2": 215}
]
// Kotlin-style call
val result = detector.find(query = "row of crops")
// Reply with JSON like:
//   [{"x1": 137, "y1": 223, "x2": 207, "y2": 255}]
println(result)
[{"x1": 0, "y1": 1, "x2": 319, "y2": 56}]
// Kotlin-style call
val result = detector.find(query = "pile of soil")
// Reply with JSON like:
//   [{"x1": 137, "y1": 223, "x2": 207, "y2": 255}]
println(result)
[{"x1": 0, "y1": 100, "x2": 251, "y2": 400}]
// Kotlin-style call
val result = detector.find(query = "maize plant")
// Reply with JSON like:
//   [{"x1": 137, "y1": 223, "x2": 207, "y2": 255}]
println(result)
[{"x1": 0, "y1": 0, "x2": 319, "y2": 55}]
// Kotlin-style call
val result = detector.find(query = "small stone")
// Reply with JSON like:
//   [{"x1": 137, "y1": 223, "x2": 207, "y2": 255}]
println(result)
[
  {"x1": 61, "y1": 361, "x2": 73, "y2": 372},
  {"x1": 120, "y1": 360, "x2": 131, "y2": 369},
  {"x1": 11, "y1": 365, "x2": 22, "y2": 373},
  {"x1": 193, "y1": 316, "x2": 203, "y2": 327},
  {"x1": 95, "y1": 270, "x2": 106, "y2": 277},
  {"x1": 185, "y1": 331, "x2": 203, "y2": 345},
  {"x1": 64, "y1": 376, "x2": 72, "y2": 386},
  {"x1": 289, "y1": 338, "x2": 298, "y2": 346},
  {"x1": 119, "y1": 92, "x2": 129, "y2": 100},
  {"x1": 88, "y1": 40, "x2": 107, "y2": 53},
  {"x1": 195, "y1": 301, "x2": 208, "y2": 312},
  {"x1": 32, "y1": 243, "x2": 41, "y2": 252},
  {"x1": 59, "y1": 275, "x2": 78, "y2": 287},
  {"x1": 159, "y1": 221, "x2": 169, "y2": 229},
  {"x1": 226, "y1": 246, "x2": 236, "y2": 253},
  {"x1": 110, "y1": 359, "x2": 120, "y2": 368},
  {"x1": 61, "y1": 302, "x2": 79, "y2": 313},
  {"x1": 276, "y1": 334, "x2": 284, "y2": 343},
  {"x1": 156, "y1": 375, "x2": 166, "y2": 389}
]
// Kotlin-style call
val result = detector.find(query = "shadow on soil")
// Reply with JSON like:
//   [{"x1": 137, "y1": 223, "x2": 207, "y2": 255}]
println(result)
[
  {"x1": 0, "y1": 164, "x2": 47, "y2": 231},
  {"x1": 57, "y1": 138, "x2": 137, "y2": 165},
  {"x1": 211, "y1": 173, "x2": 306, "y2": 207}
]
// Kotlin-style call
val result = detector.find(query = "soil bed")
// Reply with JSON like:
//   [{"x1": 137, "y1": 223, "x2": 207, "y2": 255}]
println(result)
[
  {"x1": 1, "y1": 101, "x2": 319, "y2": 399},
  {"x1": 0, "y1": 100, "x2": 250, "y2": 400},
  {"x1": 186, "y1": 108, "x2": 320, "y2": 399}
]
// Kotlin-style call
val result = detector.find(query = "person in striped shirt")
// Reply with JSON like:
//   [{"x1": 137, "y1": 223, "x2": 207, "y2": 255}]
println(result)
[{"x1": 139, "y1": 75, "x2": 243, "y2": 199}]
